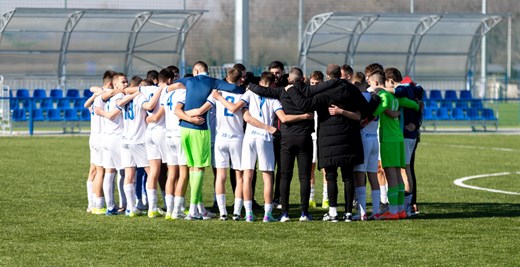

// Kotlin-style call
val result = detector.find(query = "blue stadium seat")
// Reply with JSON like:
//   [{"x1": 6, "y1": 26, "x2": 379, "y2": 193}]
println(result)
[
  {"x1": 440, "y1": 100, "x2": 453, "y2": 109},
  {"x1": 64, "y1": 109, "x2": 79, "y2": 121},
  {"x1": 57, "y1": 99, "x2": 71, "y2": 110},
  {"x1": 423, "y1": 107, "x2": 436, "y2": 120},
  {"x1": 444, "y1": 90, "x2": 458, "y2": 101},
  {"x1": 16, "y1": 89, "x2": 30, "y2": 98},
  {"x1": 66, "y1": 89, "x2": 80, "y2": 98},
  {"x1": 455, "y1": 100, "x2": 469, "y2": 110},
  {"x1": 429, "y1": 90, "x2": 442, "y2": 101},
  {"x1": 12, "y1": 109, "x2": 28, "y2": 121},
  {"x1": 460, "y1": 90, "x2": 473, "y2": 100},
  {"x1": 50, "y1": 89, "x2": 63, "y2": 98},
  {"x1": 31, "y1": 109, "x2": 46, "y2": 121},
  {"x1": 467, "y1": 108, "x2": 483, "y2": 120},
  {"x1": 47, "y1": 109, "x2": 62, "y2": 121},
  {"x1": 83, "y1": 89, "x2": 93, "y2": 98},
  {"x1": 471, "y1": 99, "x2": 483, "y2": 109},
  {"x1": 73, "y1": 99, "x2": 86, "y2": 109},
  {"x1": 436, "y1": 108, "x2": 451, "y2": 120},
  {"x1": 33, "y1": 89, "x2": 47, "y2": 98},
  {"x1": 482, "y1": 108, "x2": 497, "y2": 120},
  {"x1": 451, "y1": 108, "x2": 466, "y2": 120},
  {"x1": 425, "y1": 100, "x2": 438, "y2": 108},
  {"x1": 80, "y1": 109, "x2": 91, "y2": 121},
  {"x1": 40, "y1": 98, "x2": 54, "y2": 110}
]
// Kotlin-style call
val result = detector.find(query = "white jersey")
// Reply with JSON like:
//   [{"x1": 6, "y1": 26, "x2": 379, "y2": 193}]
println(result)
[
  {"x1": 162, "y1": 88, "x2": 186, "y2": 138},
  {"x1": 360, "y1": 91, "x2": 379, "y2": 137},
  {"x1": 120, "y1": 93, "x2": 148, "y2": 144},
  {"x1": 207, "y1": 91, "x2": 244, "y2": 140},
  {"x1": 140, "y1": 85, "x2": 166, "y2": 130},
  {"x1": 103, "y1": 92, "x2": 124, "y2": 136},
  {"x1": 90, "y1": 94, "x2": 105, "y2": 136},
  {"x1": 241, "y1": 90, "x2": 282, "y2": 141}
]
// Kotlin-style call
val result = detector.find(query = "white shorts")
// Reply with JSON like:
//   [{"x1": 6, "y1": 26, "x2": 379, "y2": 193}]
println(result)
[
  {"x1": 211, "y1": 141, "x2": 216, "y2": 168},
  {"x1": 89, "y1": 134, "x2": 104, "y2": 166},
  {"x1": 312, "y1": 138, "x2": 317, "y2": 164},
  {"x1": 103, "y1": 134, "x2": 122, "y2": 170},
  {"x1": 214, "y1": 137, "x2": 243, "y2": 169},
  {"x1": 121, "y1": 143, "x2": 149, "y2": 168},
  {"x1": 145, "y1": 127, "x2": 167, "y2": 162},
  {"x1": 354, "y1": 136, "x2": 379, "y2": 173},
  {"x1": 241, "y1": 137, "x2": 274, "y2": 171},
  {"x1": 404, "y1": 138, "x2": 417, "y2": 165},
  {"x1": 164, "y1": 136, "x2": 187, "y2": 166}
]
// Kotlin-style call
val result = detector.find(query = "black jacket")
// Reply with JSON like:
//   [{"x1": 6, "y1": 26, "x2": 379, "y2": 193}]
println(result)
[{"x1": 286, "y1": 79, "x2": 379, "y2": 169}]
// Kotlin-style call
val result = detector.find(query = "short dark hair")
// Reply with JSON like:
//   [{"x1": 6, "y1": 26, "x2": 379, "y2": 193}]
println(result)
[
  {"x1": 370, "y1": 70, "x2": 385, "y2": 85},
  {"x1": 268, "y1": 61, "x2": 284, "y2": 71},
  {"x1": 103, "y1": 70, "x2": 117, "y2": 84},
  {"x1": 158, "y1": 68, "x2": 174, "y2": 83},
  {"x1": 310, "y1": 70, "x2": 324, "y2": 82},
  {"x1": 226, "y1": 68, "x2": 243, "y2": 84},
  {"x1": 146, "y1": 70, "x2": 159, "y2": 81},
  {"x1": 384, "y1": 67, "x2": 403, "y2": 83},
  {"x1": 365, "y1": 63, "x2": 384, "y2": 77},
  {"x1": 129, "y1": 75, "x2": 143, "y2": 87},
  {"x1": 326, "y1": 64, "x2": 341, "y2": 79},
  {"x1": 260, "y1": 71, "x2": 275, "y2": 86},
  {"x1": 166, "y1": 65, "x2": 180, "y2": 75},
  {"x1": 233, "y1": 63, "x2": 246, "y2": 72},
  {"x1": 341, "y1": 64, "x2": 353, "y2": 76}
]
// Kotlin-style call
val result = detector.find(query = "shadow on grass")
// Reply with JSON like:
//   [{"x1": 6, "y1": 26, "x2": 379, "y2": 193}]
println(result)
[{"x1": 411, "y1": 202, "x2": 520, "y2": 220}]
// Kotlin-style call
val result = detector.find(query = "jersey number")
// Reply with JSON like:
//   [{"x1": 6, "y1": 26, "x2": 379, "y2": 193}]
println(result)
[
  {"x1": 224, "y1": 96, "x2": 235, "y2": 117},
  {"x1": 167, "y1": 92, "x2": 175, "y2": 111},
  {"x1": 124, "y1": 100, "x2": 135, "y2": 120}
]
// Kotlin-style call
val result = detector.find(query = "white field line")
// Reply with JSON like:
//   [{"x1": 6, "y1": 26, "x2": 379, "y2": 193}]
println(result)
[
  {"x1": 422, "y1": 142, "x2": 517, "y2": 152},
  {"x1": 453, "y1": 172, "x2": 520, "y2": 195}
]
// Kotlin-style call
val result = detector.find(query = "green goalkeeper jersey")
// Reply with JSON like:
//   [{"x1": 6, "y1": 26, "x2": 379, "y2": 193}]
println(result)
[{"x1": 373, "y1": 89, "x2": 419, "y2": 143}]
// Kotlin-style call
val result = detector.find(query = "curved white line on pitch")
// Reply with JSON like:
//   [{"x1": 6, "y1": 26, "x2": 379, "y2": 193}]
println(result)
[
  {"x1": 453, "y1": 172, "x2": 520, "y2": 195},
  {"x1": 422, "y1": 143, "x2": 517, "y2": 152}
]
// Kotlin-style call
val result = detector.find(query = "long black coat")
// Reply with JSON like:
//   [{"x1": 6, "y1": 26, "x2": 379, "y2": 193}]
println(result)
[{"x1": 287, "y1": 79, "x2": 378, "y2": 169}]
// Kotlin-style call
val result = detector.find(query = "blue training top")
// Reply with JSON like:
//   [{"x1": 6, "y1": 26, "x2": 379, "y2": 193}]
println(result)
[{"x1": 177, "y1": 73, "x2": 245, "y2": 130}]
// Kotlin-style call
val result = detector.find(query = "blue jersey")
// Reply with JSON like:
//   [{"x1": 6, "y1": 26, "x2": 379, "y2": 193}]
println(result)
[{"x1": 177, "y1": 74, "x2": 245, "y2": 130}]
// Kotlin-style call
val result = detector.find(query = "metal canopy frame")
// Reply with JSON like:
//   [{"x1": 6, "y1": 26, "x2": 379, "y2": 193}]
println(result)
[
  {"x1": 299, "y1": 12, "x2": 508, "y2": 86},
  {"x1": 0, "y1": 8, "x2": 206, "y2": 88}
]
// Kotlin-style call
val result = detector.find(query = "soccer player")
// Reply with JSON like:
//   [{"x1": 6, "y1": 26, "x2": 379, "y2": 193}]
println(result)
[
  {"x1": 167, "y1": 61, "x2": 245, "y2": 220},
  {"x1": 370, "y1": 70, "x2": 419, "y2": 220},
  {"x1": 117, "y1": 85, "x2": 151, "y2": 217},
  {"x1": 340, "y1": 64, "x2": 354, "y2": 82},
  {"x1": 94, "y1": 72, "x2": 127, "y2": 215},
  {"x1": 284, "y1": 64, "x2": 376, "y2": 222},
  {"x1": 183, "y1": 68, "x2": 246, "y2": 220},
  {"x1": 84, "y1": 70, "x2": 115, "y2": 214}
]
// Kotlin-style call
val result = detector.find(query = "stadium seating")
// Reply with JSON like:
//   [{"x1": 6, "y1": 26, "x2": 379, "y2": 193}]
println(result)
[
  {"x1": 455, "y1": 100, "x2": 469, "y2": 110},
  {"x1": 482, "y1": 108, "x2": 497, "y2": 120},
  {"x1": 16, "y1": 89, "x2": 30, "y2": 98},
  {"x1": 436, "y1": 108, "x2": 451, "y2": 120},
  {"x1": 83, "y1": 89, "x2": 93, "y2": 98},
  {"x1": 80, "y1": 109, "x2": 91, "y2": 121},
  {"x1": 471, "y1": 99, "x2": 483, "y2": 109},
  {"x1": 47, "y1": 109, "x2": 62, "y2": 121},
  {"x1": 66, "y1": 89, "x2": 80, "y2": 98},
  {"x1": 73, "y1": 99, "x2": 86, "y2": 110},
  {"x1": 50, "y1": 89, "x2": 63, "y2": 98},
  {"x1": 451, "y1": 108, "x2": 466, "y2": 120},
  {"x1": 57, "y1": 99, "x2": 71, "y2": 110},
  {"x1": 444, "y1": 90, "x2": 458, "y2": 101},
  {"x1": 460, "y1": 90, "x2": 473, "y2": 100},
  {"x1": 466, "y1": 108, "x2": 482, "y2": 120},
  {"x1": 12, "y1": 109, "x2": 27, "y2": 121},
  {"x1": 64, "y1": 109, "x2": 80, "y2": 121},
  {"x1": 429, "y1": 90, "x2": 442, "y2": 101},
  {"x1": 31, "y1": 109, "x2": 46, "y2": 121},
  {"x1": 40, "y1": 98, "x2": 55, "y2": 110},
  {"x1": 33, "y1": 89, "x2": 47, "y2": 98}
]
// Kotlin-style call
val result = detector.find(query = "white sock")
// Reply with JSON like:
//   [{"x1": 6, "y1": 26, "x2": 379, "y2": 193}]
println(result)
[
  {"x1": 233, "y1": 198, "x2": 243, "y2": 215},
  {"x1": 147, "y1": 189, "x2": 157, "y2": 212},
  {"x1": 380, "y1": 184, "x2": 388, "y2": 204},
  {"x1": 165, "y1": 194, "x2": 174, "y2": 214},
  {"x1": 173, "y1": 196, "x2": 182, "y2": 214},
  {"x1": 371, "y1": 190, "x2": 381, "y2": 214},
  {"x1": 355, "y1": 187, "x2": 367, "y2": 216},
  {"x1": 405, "y1": 194, "x2": 413, "y2": 213},
  {"x1": 329, "y1": 206, "x2": 337, "y2": 217},
  {"x1": 118, "y1": 170, "x2": 126, "y2": 208},
  {"x1": 264, "y1": 203, "x2": 273, "y2": 214},
  {"x1": 103, "y1": 172, "x2": 116, "y2": 210},
  {"x1": 197, "y1": 203, "x2": 207, "y2": 215},
  {"x1": 244, "y1": 200, "x2": 253, "y2": 214},
  {"x1": 310, "y1": 185, "x2": 315, "y2": 200},
  {"x1": 216, "y1": 194, "x2": 227, "y2": 216},
  {"x1": 124, "y1": 184, "x2": 136, "y2": 212},
  {"x1": 95, "y1": 196, "x2": 105, "y2": 209},
  {"x1": 189, "y1": 203, "x2": 197, "y2": 216},
  {"x1": 180, "y1": 197, "x2": 186, "y2": 212},
  {"x1": 323, "y1": 183, "x2": 328, "y2": 200},
  {"x1": 86, "y1": 181, "x2": 94, "y2": 209}
]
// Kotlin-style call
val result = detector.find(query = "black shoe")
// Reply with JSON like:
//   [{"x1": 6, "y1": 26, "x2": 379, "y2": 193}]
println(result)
[
  {"x1": 252, "y1": 200, "x2": 263, "y2": 210},
  {"x1": 322, "y1": 212, "x2": 339, "y2": 222},
  {"x1": 343, "y1": 213, "x2": 353, "y2": 222}
]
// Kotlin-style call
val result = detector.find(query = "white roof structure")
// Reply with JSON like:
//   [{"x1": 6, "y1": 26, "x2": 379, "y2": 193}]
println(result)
[
  {"x1": 0, "y1": 8, "x2": 206, "y2": 88},
  {"x1": 299, "y1": 12, "x2": 507, "y2": 83}
]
